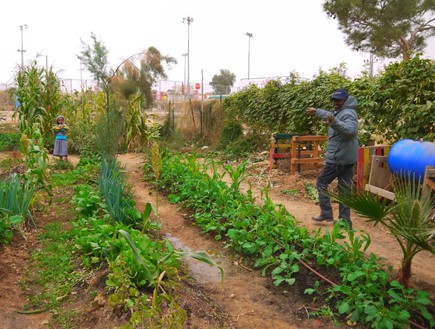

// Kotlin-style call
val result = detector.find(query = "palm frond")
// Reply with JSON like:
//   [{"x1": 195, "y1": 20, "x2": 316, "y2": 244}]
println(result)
[
  {"x1": 327, "y1": 188, "x2": 392, "y2": 225},
  {"x1": 388, "y1": 176, "x2": 435, "y2": 254}
]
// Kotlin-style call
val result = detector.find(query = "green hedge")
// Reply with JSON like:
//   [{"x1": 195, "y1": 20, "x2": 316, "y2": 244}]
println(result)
[{"x1": 224, "y1": 55, "x2": 435, "y2": 145}]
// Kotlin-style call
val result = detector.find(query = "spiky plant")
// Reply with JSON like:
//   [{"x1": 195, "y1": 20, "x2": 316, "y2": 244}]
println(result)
[{"x1": 328, "y1": 177, "x2": 434, "y2": 288}]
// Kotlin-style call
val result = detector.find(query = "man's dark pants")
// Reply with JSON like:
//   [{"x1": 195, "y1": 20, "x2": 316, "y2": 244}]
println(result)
[{"x1": 316, "y1": 163, "x2": 355, "y2": 228}]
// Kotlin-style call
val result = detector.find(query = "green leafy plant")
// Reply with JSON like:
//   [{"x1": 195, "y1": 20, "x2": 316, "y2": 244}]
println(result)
[
  {"x1": 0, "y1": 213, "x2": 24, "y2": 244},
  {"x1": 98, "y1": 157, "x2": 141, "y2": 225},
  {"x1": 151, "y1": 149, "x2": 434, "y2": 328},
  {"x1": 222, "y1": 160, "x2": 249, "y2": 191},
  {"x1": 328, "y1": 176, "x2": 434, "y2": 288},
  {"x1": 0, "y1": 132, "x2": 20, "y2": 151},
  {"x1": 0, "y1": 173, "x2": 34, "y2": 230},
  {"x1": 119, "y1": 229, "x2": 224, "y2": 285},
  {"x1": 304, "y1": 182, "x2": 319, "y2": 202},
  {"x1": 20, "y1": 126, "x2": 52, "y2": 199},
  {"x1": 51, "y1": 158, "x2": 74, "y2": 171},
  {"x1": 20, "y1": 222, "x2": 81, "y2": 315},
  {"x1": 281, "y1": 189, "x2": 299, "y2": 196}
]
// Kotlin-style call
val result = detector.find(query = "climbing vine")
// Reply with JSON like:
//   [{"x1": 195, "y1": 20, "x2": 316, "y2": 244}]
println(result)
[{"x1": 224, "y1": 55, "x2": 435, "y2": 145}]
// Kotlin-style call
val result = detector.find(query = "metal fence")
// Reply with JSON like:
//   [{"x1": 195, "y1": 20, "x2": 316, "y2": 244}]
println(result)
[{"x1": 1, "y1": 76, "x2": 298, "y2": 94}]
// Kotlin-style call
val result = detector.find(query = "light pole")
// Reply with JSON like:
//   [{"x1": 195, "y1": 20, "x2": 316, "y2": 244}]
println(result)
[
  {"x1": 18, "y1": 24, "x2": 28, "y2": 68},
  {"x1": 182, "y1": 16, "x2": 194, "y2": 99},
  {"x1": 181, "y1": 53, "x2": 188, "y2": 97},
  {"x1": 245, "y1": 32, "x2": 253, "y2": 79}
]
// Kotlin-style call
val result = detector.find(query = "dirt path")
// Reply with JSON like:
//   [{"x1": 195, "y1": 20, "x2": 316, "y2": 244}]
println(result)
[
  {"x1": 116, "y1": 153, "x2": 434, "y2": 328},
  {"x1": 117, "y1": 153, "x2": 335, "y2": 328}
]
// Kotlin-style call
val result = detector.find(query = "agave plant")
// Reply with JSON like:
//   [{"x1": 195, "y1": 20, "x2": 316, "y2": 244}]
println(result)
[{"x1": 329, "y1": 177, "x2": 434, "y2": 288}]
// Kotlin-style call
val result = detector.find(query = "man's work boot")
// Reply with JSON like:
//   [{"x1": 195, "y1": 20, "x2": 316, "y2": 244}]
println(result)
[{"x1": 311, "y1": 215, "x2": 334, "y2": 222}]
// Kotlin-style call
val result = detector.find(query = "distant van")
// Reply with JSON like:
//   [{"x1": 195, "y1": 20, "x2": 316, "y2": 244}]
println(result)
[{"x1": 207, "y1": 94, "x2": 229, "y2": 100}]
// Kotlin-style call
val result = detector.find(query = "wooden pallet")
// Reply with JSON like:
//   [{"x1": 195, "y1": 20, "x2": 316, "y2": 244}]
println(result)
[
  {"x1": 269, "y1": 134, "x2": 327, "y2": 173},
  {"x1": 423, "y1": 165, "x2": 435, "y2": 198},
  {"x1": 357, "y1": 145, "x2": 391, "y2": 191},
  {"x1": 269, "y1": 133, "x2": 294, "y2": 172},
  {"x1": 364, "y1": 155, "x2": 395, "y2": 200},
  {"x1": 364, "y1": 156, "x2": 435, "y2": 200},
  {"x1": 290, "y1": 135, "x2": 327, "y2": 174}
]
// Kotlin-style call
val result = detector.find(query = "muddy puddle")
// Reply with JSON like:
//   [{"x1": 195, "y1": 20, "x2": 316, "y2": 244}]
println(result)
[{"x1": 165, "y1": 234, "x2": 223, "y2": 283}]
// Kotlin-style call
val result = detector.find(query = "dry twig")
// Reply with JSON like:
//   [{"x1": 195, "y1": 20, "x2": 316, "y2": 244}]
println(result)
[{"x1": 236, "y1": 310, "x2": 255, "y2": 321}]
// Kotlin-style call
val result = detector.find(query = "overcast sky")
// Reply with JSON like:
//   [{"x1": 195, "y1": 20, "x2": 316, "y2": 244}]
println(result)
[{"x1": 1, "y1": 0, "x2": 434, "y2": 89}]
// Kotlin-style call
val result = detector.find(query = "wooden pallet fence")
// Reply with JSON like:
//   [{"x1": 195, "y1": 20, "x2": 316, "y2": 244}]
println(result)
[
  {"x1": 356, "y1": 145, "x2": 391, "y2": 191},
  {"x1": 269, "y1": 133, "x2": 295, "y2": 172},
  {"x1": 269, "y1": 134, "x2": 327, "y2": 174},
  {"x1": 422, "y1": 165, "x2": 435, "y2": 198},
  {"x1": 290, "y1": 135, "x2": 327, "y2": 174},
  {"x1": 364, "y1": 155, "x2": 395, "y2": 200}
]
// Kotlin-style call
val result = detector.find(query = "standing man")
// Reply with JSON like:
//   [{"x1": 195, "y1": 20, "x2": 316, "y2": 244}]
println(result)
[{"x1": 306, "y1": 89, "x2": 358, "y2": 230}]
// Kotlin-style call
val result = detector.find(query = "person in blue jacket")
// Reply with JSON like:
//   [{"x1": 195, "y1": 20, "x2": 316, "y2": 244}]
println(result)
[
  {"x1": 52, "y1": 115, "x2": 69, "y2": 161},
  {"x1": 306, "y1": 89, "x2": 359, "y2": 230}
]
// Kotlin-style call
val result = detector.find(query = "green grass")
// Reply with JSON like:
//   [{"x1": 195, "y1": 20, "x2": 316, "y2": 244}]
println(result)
[
  {"x1": 20, "y1": 222, "x2": 85, "y2": 326},
  {"x1": 280, "y1": 189, "x2": 299, "y2": 196},
  {"x1": 51, "y1": 158, "x2": 75, "y2": 171},
  {"x1": 22, "y1": 222, "x2": 80, "y2": 309},
  {"x1": 0, "y1": 132, "x2": 20, "y2": 151},
  {"x1": 51, "y1": 162, "x2": 99, "y2": 187}
]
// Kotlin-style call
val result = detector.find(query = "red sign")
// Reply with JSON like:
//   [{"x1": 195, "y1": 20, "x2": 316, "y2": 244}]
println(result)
[{"x1": 195, "y1": 83, "x2": 200, "y2": 90}]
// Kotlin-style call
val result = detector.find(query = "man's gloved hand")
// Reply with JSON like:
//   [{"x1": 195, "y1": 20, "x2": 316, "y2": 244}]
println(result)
[
  {"x1": 324, "y1": 114, "x2": 335, "y2": 124},
  {"x1": 306, "y1": 107, "x2": 317, "y2": 115}
]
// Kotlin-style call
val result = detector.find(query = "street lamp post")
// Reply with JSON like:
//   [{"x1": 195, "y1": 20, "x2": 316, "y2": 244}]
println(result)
[
  {"x1": 182, "y1": 16, "x2": 194, "y2": 100},
  {"x1": 181, "y1": 53, "x2": 188, "y2": 97},
  {"x1": 245, "y1": 32, "x2": 253, "y2": 79},
  {"x1": 18, "y1": 24, "x2": 28, "y2": 68}
]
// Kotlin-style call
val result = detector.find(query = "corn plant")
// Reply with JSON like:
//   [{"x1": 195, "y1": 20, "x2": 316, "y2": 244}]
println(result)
[
  {"x1": 14, "y1": 61, "x2": 64, "y2": 139},
  {"x1": 222, "y1": 160, "x2": 249, "y2": 191},
  {"x1": 150, "y1": 141, "x2": 162, "y2": 214},
  {"x1": 122, "y1": 93, "x2": 160, "y2": 152},
  {"x1": 20, "y1": 125, "x2": 52, "y2": 199}
]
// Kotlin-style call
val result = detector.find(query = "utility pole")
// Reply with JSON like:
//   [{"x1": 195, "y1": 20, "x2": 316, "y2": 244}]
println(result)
[
  {"x1": 245, "y1": 32, "x2": 253, "y2": 79},
  {"x1": 18, "y1": 24, "x2": 28, "y2": 68},
  {"x1": 181, "y1": 53, "x2": 188, "y2": 97},
  {"x1": 201, "y1": 69, "x2": 204, "y2": 135},
  {"x1": 182, "y1": 17, "x2": 194, "y2": 100}
]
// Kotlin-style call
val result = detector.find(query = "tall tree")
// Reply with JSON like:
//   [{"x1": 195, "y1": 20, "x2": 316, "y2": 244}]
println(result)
[
  {"x1": 108, "y1": 47, "x2": 177, "y2": 108},
  {"x1": 323, "y1": 0, "x2": 435, "y2": 59},
  {"x1": 210, "y1": 69, "x2": 236, "y2": 94},
  {"x1": 78, "y1": 32, "x2": 110, "y2": 89}
]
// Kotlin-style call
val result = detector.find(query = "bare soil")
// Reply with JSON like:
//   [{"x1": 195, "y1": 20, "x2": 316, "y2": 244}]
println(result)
[{"x1": 0, "y1": 151, "x2": 433, "y2": 329}]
